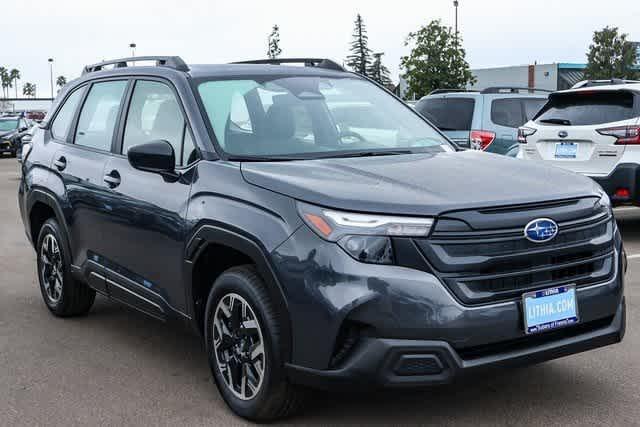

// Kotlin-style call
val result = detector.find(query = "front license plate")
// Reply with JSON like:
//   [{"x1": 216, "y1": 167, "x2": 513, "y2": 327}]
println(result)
[
  {"x1": 555, "y1": 142, "x2": 577, "y2": 158},
  {"x1": 523, "y1": 286, "x2": 579, "y2": 335}
]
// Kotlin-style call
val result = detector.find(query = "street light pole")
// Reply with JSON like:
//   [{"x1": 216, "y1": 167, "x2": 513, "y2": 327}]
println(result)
[
  {"x1": 453, "y1": 0, "x2": 459, "y2": 38},
  {"x1": 47, "y1": 58, "x2": 54, "y2": 99},
  {"x1": 129, "y1": 43, "x2": 137, "y2": 57}
]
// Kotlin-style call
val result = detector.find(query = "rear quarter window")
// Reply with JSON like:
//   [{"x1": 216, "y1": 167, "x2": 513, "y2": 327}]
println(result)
[
  {"x1": 535, "y1": 91, "x2": 637, "y2": 126},
  {"x1": 415, "y1": 97, "x2": 475, "y2": 131},
  {"x1": 490, "y1": 98, "x2": 524, "y2": 128}
]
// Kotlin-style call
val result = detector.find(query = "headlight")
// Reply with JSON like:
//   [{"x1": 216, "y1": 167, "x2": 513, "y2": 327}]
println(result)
[
  {"x1": 297, "y1": 202, "x2": 434, "y2": 264},
  {"x1": 597, "y1": 191, "x2": 612, "y2": 213},
  {"x1": 20, "y1": 143, "x2": 32, "y2": 162}
]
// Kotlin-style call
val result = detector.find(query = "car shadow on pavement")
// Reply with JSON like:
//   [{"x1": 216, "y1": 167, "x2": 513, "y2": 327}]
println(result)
[{"x1": 79, "y1": 296, "x2": 620, "y2": 426}]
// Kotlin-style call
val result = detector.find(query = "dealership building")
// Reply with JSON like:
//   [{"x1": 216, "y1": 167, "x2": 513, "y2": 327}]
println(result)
[{"x1": 467, "y1": 62, "x2": 587, "y2": 92}]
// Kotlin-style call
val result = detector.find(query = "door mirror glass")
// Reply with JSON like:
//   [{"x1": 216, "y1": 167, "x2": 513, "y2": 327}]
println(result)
[{"x1": 128, "y1": 140, "x2": 176, "y2": 175}]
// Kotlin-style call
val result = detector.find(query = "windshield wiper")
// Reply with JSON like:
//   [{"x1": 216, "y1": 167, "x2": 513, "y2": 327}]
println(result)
[
  {"x1": 227, "y1": 155, "x2": 305, "y2": 162},
  {"x1": 539, "y1": 118, "x2": 572, "y2": 125},
  {"x1": 313, "y1": 150, "x2": 414, "y2": 159}
]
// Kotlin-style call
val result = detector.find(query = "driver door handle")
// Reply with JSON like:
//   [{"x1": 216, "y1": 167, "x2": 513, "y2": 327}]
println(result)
[
  {"x1": 54, "y1": 156, "x2": 66, "y2": 171},
  {"x1": 103, "y1": 170, "x2": 121, "y2": 188}
]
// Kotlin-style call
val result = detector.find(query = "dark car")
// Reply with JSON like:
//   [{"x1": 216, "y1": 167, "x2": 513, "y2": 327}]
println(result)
[
  {"x1": 0, "y1": 115, "x2": 31, "y2": 157},
  {"x1": 415, "y1": 88, "x2": 549, "y2": 156},
  {"x1": 19, "y1": 56, "x2": 626, "y2": 422}
]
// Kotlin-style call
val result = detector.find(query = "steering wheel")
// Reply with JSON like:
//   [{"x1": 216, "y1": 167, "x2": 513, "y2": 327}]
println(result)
[{"x1": 338, "y1": 130, "x2": 367, "y2": 144}]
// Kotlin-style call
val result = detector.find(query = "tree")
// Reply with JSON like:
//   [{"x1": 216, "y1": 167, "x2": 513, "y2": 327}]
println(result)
[
  {"x1": 368, "y1": 53, "x2": 392, "y2": 86},
  {"x1": 346, "y1": 14, "x2": 372, "y2": 76},
  {"x1": 584, "y1": 26, "x2": 639, "y2": 80},
  {"x1": 267, "y1": 25, "x2": 282, "y2": 59},
  {"x1": 400, "y1": 20, "x2": 475, "y2": 99},
  {"x1": 9, "y1": 69, "x2": 20, "y2": 98},
  {"x1": 23, "y1": 82, "x2": 36, "y2": 98},
  {"x1": 56, "y1": 75, "x2": 67, "y2": 89},
  {"x1": 0, "y1": 67, "x2": 9, "y2": 98}
]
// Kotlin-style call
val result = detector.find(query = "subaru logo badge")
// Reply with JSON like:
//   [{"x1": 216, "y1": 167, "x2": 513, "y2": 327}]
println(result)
[
  {"x1": 524, "y1": 218, "x2": 558, "y2": 243},
  {"x1": 558, "y1": 130, "x2": 568, "y2": 138}
]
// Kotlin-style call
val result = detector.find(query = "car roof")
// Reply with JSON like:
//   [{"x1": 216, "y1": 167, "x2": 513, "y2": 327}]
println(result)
[
  {"x1": 419, "y1": 91, "x2": 547, "y2": 101},
  {"x1": 557, "y1": 83, "x2": 640, "y2": 94}
]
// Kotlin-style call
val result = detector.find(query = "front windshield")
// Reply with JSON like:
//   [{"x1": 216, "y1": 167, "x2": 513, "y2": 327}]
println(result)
[
  {"x1": 0, "y1": 119, "x2": 18, "y2": 132},
  {"x1": 197, "y1": 76, "x2": 451, "y2": 159}
]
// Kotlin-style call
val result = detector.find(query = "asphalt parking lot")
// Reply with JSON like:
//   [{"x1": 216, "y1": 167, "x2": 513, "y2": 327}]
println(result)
[{"x1": 1, "y1": 157, "x2": 638, "y2": 427}]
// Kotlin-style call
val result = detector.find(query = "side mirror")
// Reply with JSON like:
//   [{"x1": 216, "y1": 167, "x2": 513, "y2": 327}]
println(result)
[
  {"x1": 20, "y1": 127, "x2": 28, "y2": 132},
  {"x1": 128, "y1": 140, "x2": 178, "y2": 178}
]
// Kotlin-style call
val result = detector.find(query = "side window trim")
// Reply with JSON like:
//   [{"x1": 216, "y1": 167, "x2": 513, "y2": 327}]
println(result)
[{"x1": 117, "y1": 77, "x2": 200, "y2": 169}]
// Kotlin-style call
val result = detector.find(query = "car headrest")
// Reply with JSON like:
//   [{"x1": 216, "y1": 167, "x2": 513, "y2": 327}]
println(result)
[{"x1": 263, "y1": 104, "x2": 295, "y2": 140}]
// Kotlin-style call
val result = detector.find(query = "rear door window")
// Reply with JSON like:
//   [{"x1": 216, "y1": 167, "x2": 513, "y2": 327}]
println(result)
[
  {"x1": 491, "y1": 98, "x2": 524, "y2": 128},
  {"x1": 535, "y1": 91, "x2": 637, "y2": 126},
  {"x1": 415, "y1": 98, "x2": 475, "y2": 131},
  {"x1": 75, "y1": 81, "x2": 127, "y2": 151}
]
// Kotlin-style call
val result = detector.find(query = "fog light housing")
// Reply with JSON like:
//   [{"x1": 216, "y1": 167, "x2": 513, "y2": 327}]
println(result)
[{"x1": 338, "y1": 235, "x2": 394, "y2": 264}]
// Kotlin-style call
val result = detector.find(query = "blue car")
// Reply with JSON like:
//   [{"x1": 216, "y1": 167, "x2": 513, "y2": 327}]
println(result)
[{"x1": 415, "y1": 87, "x2": 549, "y2": 156}]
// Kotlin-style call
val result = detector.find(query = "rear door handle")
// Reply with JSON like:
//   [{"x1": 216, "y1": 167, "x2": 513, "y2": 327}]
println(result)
[
  {"x1": 54, "y1": 156, "x2": 66, "y2": 171},
  {"x1": 103, "y1": 170, "x2": 121, "y2": 188}
]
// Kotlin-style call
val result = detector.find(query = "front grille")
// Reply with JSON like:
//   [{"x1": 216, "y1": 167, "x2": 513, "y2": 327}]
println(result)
[{"x1": 414, "y1": 198, "x2": 615, "y2": 305}]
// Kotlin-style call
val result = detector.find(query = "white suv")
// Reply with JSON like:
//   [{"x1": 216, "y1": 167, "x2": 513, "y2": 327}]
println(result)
[{"x1": 518, "y1": 83, "x2": 640, "y2": 205}]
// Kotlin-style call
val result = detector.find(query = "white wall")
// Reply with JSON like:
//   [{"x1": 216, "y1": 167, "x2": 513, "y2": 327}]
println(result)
[{"x1": 468, "y1": 64, "x2": 558, "y2": 91}]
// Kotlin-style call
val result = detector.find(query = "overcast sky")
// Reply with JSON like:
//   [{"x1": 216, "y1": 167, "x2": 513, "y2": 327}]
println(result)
[{"x1": 3, "y1": 0, "x2": 639, "y2": 97}]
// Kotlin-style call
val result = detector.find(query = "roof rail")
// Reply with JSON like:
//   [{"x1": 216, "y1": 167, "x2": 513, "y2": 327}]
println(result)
[
  {"x1": 232, "y1": 58, "x2": 346, "y2": 72},
  {"x1": 82, "y1": 56, "x2": 189, "y2": 75},
  {"x1": 428, "y1": 88, "x2": 478, "y2": 95},
  {"x1": 571, "y1": 78, "x2": 640, "y2": 89},
  {"x1": 480, "y1": 86, "x2": 552, "y2": 94}
]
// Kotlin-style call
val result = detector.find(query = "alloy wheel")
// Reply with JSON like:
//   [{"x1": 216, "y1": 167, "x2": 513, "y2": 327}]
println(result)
[
  {"x1": 40, "y1": 234, "x2": 63, "y2": 304},
  {"x1": 213, "y1": 293, "x2": 266, "y2": 401}
]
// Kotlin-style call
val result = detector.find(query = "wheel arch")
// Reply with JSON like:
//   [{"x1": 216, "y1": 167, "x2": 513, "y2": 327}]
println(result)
[
  {"x1": 185, "y1": 224, "x2": 293, "y2": 363},
  {"x1": 26, "y1": 189, "x2": 72, "y2": 255}
]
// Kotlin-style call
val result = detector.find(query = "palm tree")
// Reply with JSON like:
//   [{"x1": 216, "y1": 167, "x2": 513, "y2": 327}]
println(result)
[
  {"x1": 10, "y1": 69, "x2": 20, "y2": 98},
  {"x1": 0, "y1": 67, "x2": 8, "y2": 98},
  {"x1": 23, "y1": 82, "x2": 36, "y2": 98},
  {"x1": 56, "y1": 75, "x2": 67, "y2": 89}
]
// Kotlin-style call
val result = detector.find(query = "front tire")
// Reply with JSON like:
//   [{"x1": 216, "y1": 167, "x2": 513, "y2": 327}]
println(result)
[
  {"x1": 205, "y1": 265, "x2": 303, "y2": 422},
  {"x1": 36, "y1": 218, "x2": 95, "y2": 317}
]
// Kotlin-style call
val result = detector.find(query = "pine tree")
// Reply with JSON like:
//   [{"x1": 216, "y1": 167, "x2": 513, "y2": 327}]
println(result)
[
  {"x1": 368, "y1": 53, "x2": 392, "y2": 86},
  {"x1": 346, "y1": 14, "x2": 372, "y2": 76},
  {"x1": 267, "y1": 25, "x2": 282, "y2": 59}
]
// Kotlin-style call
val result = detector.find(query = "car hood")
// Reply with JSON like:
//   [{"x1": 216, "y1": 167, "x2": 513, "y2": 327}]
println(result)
[
  {"x1": 0, "y1": 130, "x2": 17, "y2": 139},
  {"x1": 241, "y1": 150, "x2": 601, "y2": 216}
]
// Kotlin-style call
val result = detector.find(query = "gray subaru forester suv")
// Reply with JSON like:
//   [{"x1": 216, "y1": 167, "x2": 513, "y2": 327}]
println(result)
[{"x1": 19, "y1": 56, "x2": 625, "y2": 422}]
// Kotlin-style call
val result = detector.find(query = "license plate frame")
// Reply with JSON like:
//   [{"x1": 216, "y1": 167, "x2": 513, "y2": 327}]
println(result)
[
  {"x1": 555, "y1": 142, "x2": 577, "y2": 159},
  {"x1": 522, "y1": 285, "x2": 579, "y2": 335}
]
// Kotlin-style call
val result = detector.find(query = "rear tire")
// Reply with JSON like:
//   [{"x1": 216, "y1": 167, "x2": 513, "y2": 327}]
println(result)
[
  {"x1": 204, "y1": 265, "x2": 304, "y2": 422},
  {"x1": 36, "y1": 218, "x2": 95, "y2": 317}
]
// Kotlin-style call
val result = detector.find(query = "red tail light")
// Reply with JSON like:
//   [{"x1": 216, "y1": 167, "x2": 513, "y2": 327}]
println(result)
[
  {"x1": 615, "y1": 188, "x2": 631, "y2": 198},
  {"x1": 517, "y1": 127, "x2": 537, "y2": 144},
  {"x1": 470, "y1": 130, "x2": 496, "y2": 150},
  {"x1": 596, "y1": 125, "x2": 640, "y2": 145}
]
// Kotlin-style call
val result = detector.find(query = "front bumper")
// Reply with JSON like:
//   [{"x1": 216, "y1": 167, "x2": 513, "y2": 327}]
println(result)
[
  {"x1": 286, "y1": 298, "x2": 625, "y2": 390},
  {"x1": 0, "y1": 141, "x2": 15, "y2": 154},
  {"x1": 273, "y1": 224, "x2": 625, "y2": 390},
  {"x1": 591, "y1": 163, "x2": 640, "y2": 205}
]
